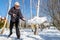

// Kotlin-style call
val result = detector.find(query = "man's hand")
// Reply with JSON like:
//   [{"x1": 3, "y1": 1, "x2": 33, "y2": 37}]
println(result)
[{"x1": 13, "y1": 14, "x2": 16, "y2": 17}]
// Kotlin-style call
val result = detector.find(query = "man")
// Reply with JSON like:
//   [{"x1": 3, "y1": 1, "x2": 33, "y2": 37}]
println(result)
[{"x1": 8, "y1": 2, "x2": 25, "y2": 39}]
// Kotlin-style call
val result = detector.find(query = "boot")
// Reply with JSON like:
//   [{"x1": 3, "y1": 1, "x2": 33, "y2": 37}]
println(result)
[
  {"x1": 8, "y1": 33, "x2": 12, "y2": 37},
  {"x1": 17, "y1": 35, "x2": 20, "y2": 39}
]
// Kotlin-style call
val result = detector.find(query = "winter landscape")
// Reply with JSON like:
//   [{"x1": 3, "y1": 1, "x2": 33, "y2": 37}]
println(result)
[{"x1": 0, "y1": 0, "x2": 60, "y2": 40}]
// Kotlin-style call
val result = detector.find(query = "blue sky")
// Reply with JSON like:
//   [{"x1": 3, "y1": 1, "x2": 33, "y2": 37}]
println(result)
[
  {"x1": 0, "y1": 0, "x2": 8, "y2": 17},
  {"x1": 0, "y1": 0, "x2": 37, "y2": 20},
  {"x1": 0, "y1": 0, "x2": 51, "y2": 21}
]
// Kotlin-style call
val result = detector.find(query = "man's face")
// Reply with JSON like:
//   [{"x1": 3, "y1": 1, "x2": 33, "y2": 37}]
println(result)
[{"x1": 15, "y1": 5, "x2": 20, "y2": 9}]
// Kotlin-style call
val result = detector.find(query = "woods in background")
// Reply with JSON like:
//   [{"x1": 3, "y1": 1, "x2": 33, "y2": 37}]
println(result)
[{"x1": 41, "y1": 0, "x2": 60, "y2": 30}]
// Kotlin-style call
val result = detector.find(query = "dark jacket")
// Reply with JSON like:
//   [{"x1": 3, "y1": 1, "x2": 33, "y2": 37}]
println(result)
[{"x1": 8, "y1": 7, "x2": 24, "y2": 22}]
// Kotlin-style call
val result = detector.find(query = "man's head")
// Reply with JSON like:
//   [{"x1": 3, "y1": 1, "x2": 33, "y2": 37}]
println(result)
[{"x1": 14, "y1": 2, "x2": 20, "y2": 9}]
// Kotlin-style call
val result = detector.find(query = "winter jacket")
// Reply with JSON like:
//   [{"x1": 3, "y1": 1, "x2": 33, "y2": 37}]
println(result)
[{"x1": 8, "y1": 7, "x2": 24, "y2": 22}]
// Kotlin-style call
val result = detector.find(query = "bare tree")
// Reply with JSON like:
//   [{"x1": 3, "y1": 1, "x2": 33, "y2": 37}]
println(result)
[{"x1": 44, "y1": 0, "x2": 60, "y2": 30}]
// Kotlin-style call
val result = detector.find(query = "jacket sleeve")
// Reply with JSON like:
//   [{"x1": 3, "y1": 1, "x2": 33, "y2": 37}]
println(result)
[
  {"x1": 19, "y1": 9, "x2": 24, "y2": 20},
  {"x1": 8, "y1": 8, "x2": 13, "y2": 16}
]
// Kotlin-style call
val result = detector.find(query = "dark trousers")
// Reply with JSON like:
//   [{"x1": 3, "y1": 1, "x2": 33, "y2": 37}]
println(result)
[{"x1": 9, "y1": 20, "x2": 20, "y2": 37}]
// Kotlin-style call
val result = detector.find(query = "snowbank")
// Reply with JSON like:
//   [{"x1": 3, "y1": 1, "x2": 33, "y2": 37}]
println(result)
[{"x1": 28, "y1": 16, "x2": 47, "y2": 25}]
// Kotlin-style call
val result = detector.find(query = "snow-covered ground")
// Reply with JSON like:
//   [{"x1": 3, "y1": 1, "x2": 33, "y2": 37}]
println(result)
[{"x1": 0, "y1": 26, "x2": 60, "y2": 40}]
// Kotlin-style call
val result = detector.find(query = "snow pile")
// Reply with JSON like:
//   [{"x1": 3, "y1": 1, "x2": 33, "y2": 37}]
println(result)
[{"x1": 28, "y1": 16, "x2": 47, "y2": 24}]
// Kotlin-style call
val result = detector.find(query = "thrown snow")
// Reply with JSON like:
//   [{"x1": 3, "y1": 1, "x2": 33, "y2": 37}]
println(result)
[{"x1": 0, "y1": 16, "x2": 1, "y2": 18}]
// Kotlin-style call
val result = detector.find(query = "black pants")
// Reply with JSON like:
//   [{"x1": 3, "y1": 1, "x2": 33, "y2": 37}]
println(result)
[{"x1": 9, "y1": 20, "x2": 20, "y2": 37}]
